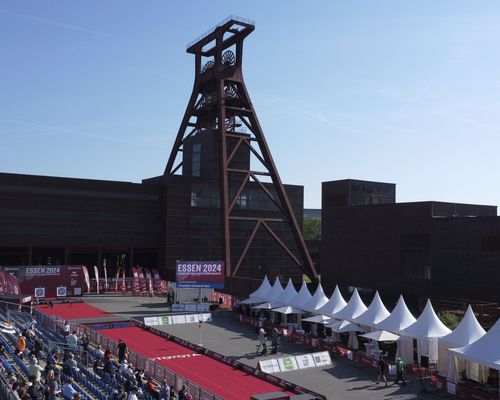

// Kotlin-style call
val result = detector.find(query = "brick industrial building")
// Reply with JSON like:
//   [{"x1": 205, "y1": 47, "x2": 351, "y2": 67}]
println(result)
[{"x1": 320, "y1": 179, "x2": 500, "y2": 305}]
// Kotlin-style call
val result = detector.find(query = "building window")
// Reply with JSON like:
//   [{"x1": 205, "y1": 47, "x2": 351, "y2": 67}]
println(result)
[
  {"x1": 192, "y1": 143, "x2": 201, "y2": 177},
  {"x1": 236, "y1": 194, "x2": 248, "y2": 209}
]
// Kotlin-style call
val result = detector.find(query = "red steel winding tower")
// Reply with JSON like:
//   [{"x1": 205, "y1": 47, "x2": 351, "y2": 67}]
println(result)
[{"x1": 164, "y1": 16, "x2": 318, "y2": 283}]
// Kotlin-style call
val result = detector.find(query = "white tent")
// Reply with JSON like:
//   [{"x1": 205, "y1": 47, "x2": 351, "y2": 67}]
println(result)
[
  {"x1": 360, "y1": 330, "x2": 400, "y2": 342},
  {"x1": 448, "y1": 317, "x2": 500, "y2": 384},
  {"x1": 261, "y1": 277, "x2": 284, "y2": 302},
  {"x1": 354, "y1": 291, "x2": 390, "y2": 328},
  {"x1": 332, "y1": 288, "x2": 367, "y2": 321},
  {"x1": 299, "y1": 283, "x2": 329, "y2": 313},
  {"x1": 241, "y1": 275, "x2": 272, "y2": 304},
  {"x1": 288, "y1": 282, "x2": 312, "y2": 309},
  {"x1": 376, "y1": 295, "x2": 417, "y2": 363},
  {"x1": 272, "y1": 305, "x2": 303, "y2": 315},
  {"x1": 438, "y1": 305, "x2": 486, "y2": 375},
  {"x1": 302, "y1": 315, "x2": 333, "y2": 324},
  {"x1": 401, "y1": 299, "x2": 451, "y2": 363},
  {"x1": 317, "y1": 285, "x2": 347, "y2": 317},
  {"x1": 326, "y1": 320, "x2": 362, "y2": 333},
  {"x1": 273, "y1": 278, "x2": 298, "y2": 306},
  {"x1": 376, "y1": 295, "x2": 416, "y2": 333}
]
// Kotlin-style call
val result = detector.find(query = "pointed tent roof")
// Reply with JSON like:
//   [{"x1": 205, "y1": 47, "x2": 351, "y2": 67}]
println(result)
[
  {"x1": 450, "y1": 317, "x2": 500, "y2": 370},
  {"x1": 317, "y1": 285, "x2": 347, "y2": 316},
  {"x1": 354, "y1": 291, "x2": 391, "y2": 327},
  {"x1": 261, "y1": 277, "x2": 284, "y2": 302},
  {"x1": 440, "y1": 305, "x2": 486, "y2": 347},
  {"x1": 299, "y1": 283, "x2": 329, "y2": 313},
  {"x1": 376, "y1": 295, "x2": 416, "y2": 334},
  {"x1": 332, "y1": 288, "x2": 367, "y2": 321},
  {"x1": 247, "y1": 275, "x2": 272, "y2": 300},
  {"x1": 401, "y1": 299, "x2": 452, "y2": 339},
  {"x1": 288, "y1": 282, "x2": 312, "y2": 308},
  {"x1": 274, "y1": 278, "x2": 298, "y2": 306},
  {"x1": 272, "y1": 305, "x2": 304, "y2": 315}
]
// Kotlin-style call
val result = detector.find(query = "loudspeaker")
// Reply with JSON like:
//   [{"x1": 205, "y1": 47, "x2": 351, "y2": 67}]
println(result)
[{"x1": 420, "y1": 355, "x2": 429, "y2": 368}]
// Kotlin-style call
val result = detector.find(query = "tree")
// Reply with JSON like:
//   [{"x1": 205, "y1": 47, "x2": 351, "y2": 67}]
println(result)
[
  {"x1": 439, "y1": 311, "x2": 460, "y2": 330},
  {"x1": 303, "y1": 217, "x2": 321, "y2": 241}
]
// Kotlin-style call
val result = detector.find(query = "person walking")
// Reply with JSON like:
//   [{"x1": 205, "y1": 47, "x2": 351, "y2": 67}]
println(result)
[
  {"x1": 394, "y1": 357, "x2": 406, "y2": 385},
  {"x1": 377, "y1": 356, "x2": 387, "y2": 386},
  {"x1": 257, "y1": 328, "x2": 266, "y2": 354},
  {"x1": 117, "y1": 339, "x2": 128, "y2": 363}
]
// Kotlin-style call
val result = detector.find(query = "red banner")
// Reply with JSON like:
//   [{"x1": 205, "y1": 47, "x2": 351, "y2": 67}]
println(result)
[
  {"x1": 93, "y1": 266, "x2": 100, "y2": 294},
  {"x1": 82, "y1": 266, "x2": 91, "y2": 294},
  {"x1": 0, "y1": 272, "x2": 21, "y2": 295},
  {"x1": 0, "y1": 266, "x2": 84, "y2": 298}
]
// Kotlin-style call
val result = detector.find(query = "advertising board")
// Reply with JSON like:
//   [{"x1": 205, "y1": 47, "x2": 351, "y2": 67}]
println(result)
[
  {"x1": 0, "y1": 266, "x2": 85, "y2": 298},
  {"x1": 175, "y1": 261, "x2": 224, "y2": 289}
]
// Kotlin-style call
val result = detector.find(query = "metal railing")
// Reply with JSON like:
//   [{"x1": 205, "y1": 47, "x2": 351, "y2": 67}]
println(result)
[
  {"x1": 33, "y1": 310, "x2": 224, "y2": 400},
  {"x1": 186, "y1": 15, "x2": 255, "y2": 49}
]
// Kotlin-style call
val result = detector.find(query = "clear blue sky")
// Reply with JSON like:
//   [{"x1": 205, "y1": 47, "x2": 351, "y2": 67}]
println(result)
[{"x1": 1, "y1": 1, "x2": 500, "y2": 209}]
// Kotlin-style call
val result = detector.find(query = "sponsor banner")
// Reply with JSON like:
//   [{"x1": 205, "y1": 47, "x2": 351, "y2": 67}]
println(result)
[
  {"x1": 0, "y1": 266, "x2": 84, "y2": 298},
  {"x1": 277, "y1": 356, "x2": 299, "y2": 372},
  {"x1": 258, "y1": 359, "x2": 281, "y2": 374},
  {"x1": 295, "y1": 354, "x2": 316, "y2": 369},
  {"x1": 176, "y1": 261, "x2": 224, "y2": 289},
  {"x1": 82, "y1": 266, "x2": 91, "y2": 293},
  {"x1": 172, "y1": 304, "x2": 184, "y2": 312},
  {"x1": 196, "y1": 303, "x2": 210, "y2": 312},
  {"x1": 144, "y1": 317, "x2": 160, "y2": 326},
  {"x1": 198, "y1": 313, "x2": 212, "y2": 322},
  {"x1": 184, "y1": 303, "x2": 197, "y2": 312},
  {"x1": 311, "y1": 351, "x2": 332, "y2": 367},
  {"x1": 171, "y1": 315, "x2": 186, "y2": 324},
  {"x1": 185, "y1": 314, "x2": 198, "y2": 324},
  {"x1": 160, "y1": 315, "x2": 172, "y2": 325}
]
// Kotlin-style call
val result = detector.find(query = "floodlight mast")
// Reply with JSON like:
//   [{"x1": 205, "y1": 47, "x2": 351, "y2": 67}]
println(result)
[{"x1": 164, "y1": 16, "x2": 318, "y2": 281}]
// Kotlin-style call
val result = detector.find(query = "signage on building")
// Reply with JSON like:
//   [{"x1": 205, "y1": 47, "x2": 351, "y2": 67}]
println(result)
[
  {"x1": 0, "y1": 266, "x2": 84, "y2": 298},
  {"x1": 175, "y1": 261, "x2": 224, "y2": 288}
]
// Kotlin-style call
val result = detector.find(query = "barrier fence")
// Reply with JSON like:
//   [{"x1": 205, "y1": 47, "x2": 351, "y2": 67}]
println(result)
[{"x1": 33, "y1": 310, "x2": 224, "y2": 400}]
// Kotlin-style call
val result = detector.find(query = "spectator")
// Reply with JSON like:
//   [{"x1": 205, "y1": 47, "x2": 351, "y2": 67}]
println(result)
[
  {"x1": 93, "y1": 358, "x2": 103, "y2": 375},
  {"x1": 67, "y1": 331, "x2": 78, "y2": 350},
  {"x1": 28, "y1": 357, "x2": 44, "y2": 382},
  {"x1": 48, "y1": 371, "x2": 62, "y2": 400},
  {"x1": 16, "y1": 334, "x2": 26, "y2": 358},
  {"x1": 28, "y1": 379, "x2": 45, "y2": 400},
  {"x1": 178, "y1": 384, "x2": 189, "y2": 400},
  {"x1": 127, "y1": 386, "x2": 139, "y2": 400},
  {"x1": 158, "y1": 379, "x2": 170, "y2": 400},
  {"x1": 63, "y1": 321, "x2": 70, "y2": 337},
  {"x1": 104, "y1": 348, "x2": 112, "y2": 362},
  {"x1": 62, "y1": 377, "x2": 78, "y2": 399},
  {"x1": 119, "y1": 359, "x2": 129, "y2": 373},
  {"x1": 95, "y1": 344, "x2": 105, "y2": 360},
  {"x1": 117, "y1": 339, "x2": 128, "y2": 363},
  {"x1": 63, "y1": 353, "x2": 79, "y2": 377},
  {"x1": 29, "y1": 336, "x2": 43, "y2": 359},
  {"x1": 47, "y1": 349, "x2": 58, "y2": 368},
  {"x1": 110, "y1": 386, "x2": 125, "y2": 400},
  {"x1": 145, "y1": 379, "x2": 158, "y2": 400}
]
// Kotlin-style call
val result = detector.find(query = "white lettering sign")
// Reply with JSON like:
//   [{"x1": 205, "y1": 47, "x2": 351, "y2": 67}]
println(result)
[
  {"x1": 311, "y1": 351, "x2": 332, "y2": 367},
  {"x1": 258, "y1": 359, "x2": 281, "y2": 374}
]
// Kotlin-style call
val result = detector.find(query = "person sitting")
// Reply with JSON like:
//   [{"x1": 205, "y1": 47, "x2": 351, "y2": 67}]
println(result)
[
  {"x1": 119, "y1": 359, "x2": 129, "y2": 373},
  {"x1": 28, "y1": 357, "x2": 44, "y2": 382},
  {"x1": 93, "y1": 358, "x2": 104, "y2": 375},
  {"x1": 61, "y1": 377, "x2": 78, "y2": 399},
  {"x1": 95, "y1": 344, "x2": 105, "y2": 360},
  {"x1": 27, "y1": 379, "x2": 45, "y2": 400},
  {"x1": 63, "y1": 353, "x2": 79, "y2": 377}
]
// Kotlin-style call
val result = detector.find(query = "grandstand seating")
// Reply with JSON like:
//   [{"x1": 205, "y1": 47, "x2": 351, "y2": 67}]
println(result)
[{"x1": 0, "y1": 308, "x2": 156, "y2": 400}]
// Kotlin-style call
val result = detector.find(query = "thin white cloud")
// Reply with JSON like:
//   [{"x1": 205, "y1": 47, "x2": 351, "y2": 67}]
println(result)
[
  {"x1": 433, "y1": 111, "x2": 500, "y2": 132},
  {"x1": 0, "y1": 9, "x2": 127, "y2": 41}
]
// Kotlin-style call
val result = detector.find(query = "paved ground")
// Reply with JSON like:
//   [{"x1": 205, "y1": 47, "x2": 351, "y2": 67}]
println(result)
[{"x1": 84, "y1": 296, "x2": 449, "y2": 400}]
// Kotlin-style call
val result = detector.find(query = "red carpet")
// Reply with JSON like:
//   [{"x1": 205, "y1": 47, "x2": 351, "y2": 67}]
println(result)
[
  {"x1": 100, "y1": 326, "x2": 289, "y2": 399},
  {"x1": 37, "y1": 303, "x2": 113, "y2": 320}
]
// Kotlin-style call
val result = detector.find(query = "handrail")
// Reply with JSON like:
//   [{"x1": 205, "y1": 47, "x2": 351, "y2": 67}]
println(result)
[{"x1": 33, "y1": 310, "x2": 223, "y2": 400}]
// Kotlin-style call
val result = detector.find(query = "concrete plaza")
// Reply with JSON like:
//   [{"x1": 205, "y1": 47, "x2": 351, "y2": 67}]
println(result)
[{"x1": 84, "y1": 296, "x2": 449, "y2": 400}]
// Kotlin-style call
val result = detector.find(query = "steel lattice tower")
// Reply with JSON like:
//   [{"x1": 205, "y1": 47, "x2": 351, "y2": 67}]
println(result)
[{"x1": 164, "y1": 16, "x2": 317, "y2": 281}]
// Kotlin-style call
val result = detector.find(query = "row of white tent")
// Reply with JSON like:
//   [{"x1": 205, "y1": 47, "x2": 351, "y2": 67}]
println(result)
[{"x1": 242, "y1": 276, "x2": 500, "y2": 383}]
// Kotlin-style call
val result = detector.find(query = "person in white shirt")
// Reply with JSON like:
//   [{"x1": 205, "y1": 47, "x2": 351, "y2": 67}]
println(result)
[
  {"x1": 127, "y1": 386, "x2": 139, "y2": 400},
  {"x1": 67, "y1": 331, "x2": 78, "y2": 349},
  {"x1": 119, "y1": 360, "x2": 128, "y2": 373},
  {"x1": 95, "y1": 344, "x2": 105, "y2": 360},
  {"x1": 28, "y1": 357, "x2": 44, "y2": 382},
  {"x1": 63, "y1": 322, "x2": 70, "y2": 336}
]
